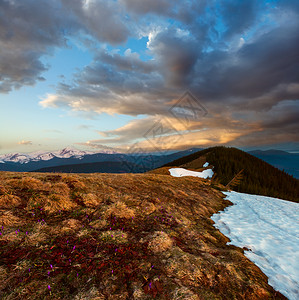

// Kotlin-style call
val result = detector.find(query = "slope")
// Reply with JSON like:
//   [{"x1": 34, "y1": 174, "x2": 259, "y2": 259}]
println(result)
[
  {"x1": 249, "y1": 150, "x2": 299, "y2": 179},
  {"x1": 33, "y1": 161, "x2": 142, "y2": 174},
  {"x1": 163, "y1": 146, "x2": 299, "y2": 202},
  {"x1": 0, "y1": 171, "x2": 286, "y2": 299}
]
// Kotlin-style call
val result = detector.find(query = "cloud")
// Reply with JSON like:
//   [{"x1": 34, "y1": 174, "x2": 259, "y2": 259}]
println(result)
[
  {"x1": 77, "y1": 124, "x2": 93, "y2": 130},
  {"x1": 120, "y1": 0, "x2": 172, "y2": 15},
  {"x1": 0, "y1": 0, "x2": 131, "y2": 93},
  {"x1": 43, "y1": 129, "x2": 63, "y2": 134},
  {"x1": 61, "y1": 0, "x2": 130, "y2": 45},
  {"x1": 84, "y1": 111, "x2": 260, "y2": 152},
  {"x1": 1, "y1": 0, "x2": 299, "y2": 150},
  {"x1": 226, "y1": 100, "x2": 299, "y2": 148},
  {"x1": 41, "y1": 19, "x2": 299, "y2": 115},
  {"x1": 39, "y1": 46, "x2": 171, "y2": 116},
  {"x1": 0, "y1": 0, "x2": 69, "y2": 92},
  {"x1": 147, "y1": 27, "x2": 200, "y2": 87},
  {"x1": 18, "y1": 140, "x2": 32, "y2": 145},
  {"x1": 219, "y1": 0, "x2": 260, "y2": 38},
  {"x1": 97, "y1": 49, "x2": 156, "y2": 74}
]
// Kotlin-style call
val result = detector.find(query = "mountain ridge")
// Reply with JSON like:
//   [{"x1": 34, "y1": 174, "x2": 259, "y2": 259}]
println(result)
[
  {"x1": 1, "y1": 147, "x2": 298, "y2": 180},
  {"x1": 162, "y1": 146, "x2": 299, "y2": 202},
  {"x1": 248, "y1": 149, "x2": 299, "y2": 179},
  {"x1": 0, "y1": 148, "x2": 202, "y2": 173},
  {"x1": 0, "y1": 147, "x2": 110, "y2": 164}
]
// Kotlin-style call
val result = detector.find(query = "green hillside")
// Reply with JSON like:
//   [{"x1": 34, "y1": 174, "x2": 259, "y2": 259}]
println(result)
[{"x1": 163, "y1": 146, "x2": 299, "y2": 202}]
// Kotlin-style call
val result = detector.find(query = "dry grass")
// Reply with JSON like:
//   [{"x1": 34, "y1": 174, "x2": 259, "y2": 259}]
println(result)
[
  {"x1": 82, "y1": 193, "x2": 102, "y2": 207},
  {"x1": 100, "y1": 230, "x2": 128, "y2": 244},
  {"x1": 25, "y1": 193, "x2": 77, "y2": 214},
  {"x1": 138, "y1": 201, "x2": 156, "y2": 215},
  {"x1": 50, "y1": 182, "x2": 70, "y2": 195},
  {"x1": 89, "y1": 219, "x2": 107, "y2": 229},
  {"x1": 104, "y1": 201, "x2": 135, "y2": 219},
  {"x1": 26, "y1": 194, "x2": 47, "y2": 210},
  {"x1": 12, "y1": 259, "x2": 31, "y2": 272},
  {"x1": 46, "y1": 194, "x2": 77, "y2": 214},
  {"x1": 0, "y1": 171, "x2": 287, "y2": 300},
  {"x1": 0, "y1": 230, "x2": 23, "y2": 243},
  {"x1": 74, "y1": 286, "x2": 104, "y2": 300},
  {"x1": 4, "y1": 178, "x2": 21, "y2": 189},
  {"x1": 146, "y1": 167, "x2": 173, "y2": 175},
  {"x1": 76, "y1": 227, "x2": 92, "y2": 239},
  {"x1": 63, "y1": 175, "x2": 86, "y2": 191},
  {"x1": 0, "y1": 265, "x2": 8, "y2": 283},
  {"x1": 165, "y1": 248, "x2": 203, "y2": 287},
  {"x1": 131, "y1": 282, "x2": 146, "y2": 299},
  {"x1": 20, "y1": 177, "x2": 44, "y2": 190},
  {"x1": 0, "y1": 210, "x2": 22, "y2": 226},
  {"x1": 0, "y1": 194, "x2": 22, "y2": 208},
  {"x1": 172, "y1": 286, "x2": 200, "y2": 300},
  {"x1": 147, "y1": 231, "x2": 173, "y2": 253},
  {"x1": 23, "y1": 223, "x2": 49, "y2": 246},
  {"x1": 0, "y1": 184, "x2": 8, "y2": 194},
  {"x1": 61, "y1": 218, "x2": 82, "y2": 233}
]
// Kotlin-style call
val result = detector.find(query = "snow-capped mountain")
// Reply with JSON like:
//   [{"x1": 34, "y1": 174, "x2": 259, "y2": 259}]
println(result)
[
  {"x1": 0, "y1": 147, "x2": 202, "y2": 173},
  {"x1": 51, "y1": 147, "x2": 95, "y2": 160},
  {"x1": 0, "y1": 147, "x2": 100, "y2": 164}
]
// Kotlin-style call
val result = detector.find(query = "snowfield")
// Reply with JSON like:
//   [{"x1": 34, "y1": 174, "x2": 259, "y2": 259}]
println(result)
[
  {"x1": 211, "y1": 191, "x2": 299, "y2": 300},
  {"x1": 169, "y1": 167, "x2": 214, "y2": 179}
]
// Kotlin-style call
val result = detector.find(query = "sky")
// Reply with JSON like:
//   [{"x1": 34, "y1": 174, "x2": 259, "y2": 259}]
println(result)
[{"x1": 0, "y1": 0, "x2": 299, "y2": 155}]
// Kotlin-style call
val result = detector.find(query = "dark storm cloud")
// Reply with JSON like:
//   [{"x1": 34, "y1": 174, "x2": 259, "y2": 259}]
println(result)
[
  {"x1": 230, "y1": 25, "x2": 299, "y2": 100},
  {"x1": 190, "y1": 22, "x2": 299, "y2": 108},
  {"x1": 97, "y1": 49, "x2": 156, "y2": 74},
  {"x1": 61, "y1": 0, "x2": 130, "y2": 45},
  {"x1": 40, "y1": 25, "x2": 204, "y2": 114},
  {"x1": 259, "y1": 101, "x2": 299, "y2": 131},
  {"x1": 228, "y1": 100, "x2": 299, "y2": 148},
  {"x1": 0, "y1": 50, "x2": 47, "y2": 93},
  {"x1": 0, "y1": 0, "x2": 130, "y2": 92},
  {"x1": 121, "y1": 0, "x2": 207, "y2": 24},
  {"x1": 0, "y1": 0, "x2": 71, "y2": 92},
  {"x1": 43, "y1": 14, "x2": 299, "y2": 118},
  {"x1": 121, "y1": 0, "x2": 172, "y2": 15},
  {"x1": 148, "y1": 27, "x2": 201, "y2": 87},
  {"x1": 219, "y1": 0, "x2": 260, "y2": 38},
  {"x1": 1, "y1": 0, "x2": 299, "y2": 148}
]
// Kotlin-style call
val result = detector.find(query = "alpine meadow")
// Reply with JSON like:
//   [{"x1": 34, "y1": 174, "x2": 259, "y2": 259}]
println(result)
[{"x1": 1, "y1": 0, "x2": 299, "y2": 299}]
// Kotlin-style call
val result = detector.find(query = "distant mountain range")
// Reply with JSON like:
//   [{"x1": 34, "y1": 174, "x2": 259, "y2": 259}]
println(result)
[
  {"x1": 0, "y1": 147, "x2": 111, "y2": 164},
  {"x1": 0, "y1": 147, "x2": 298, "y2": 178},
  {"x1": 248, "y1": 150, "x2": 299, "y2": 179},
  {"x1": 0, "y1": 147, "x2": 202, "y2": 173}
]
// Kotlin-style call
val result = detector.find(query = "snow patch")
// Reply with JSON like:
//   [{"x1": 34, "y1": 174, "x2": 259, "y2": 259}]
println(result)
[
  {"x1": 169, "y1": 167, "x2": 214, "y2": 179},
  {"x1": 203, "y1": 162, "x2": 209, "y2": 167},
  {"x1": 211, "y1": 191, "x2": 299, "y2": 300}
]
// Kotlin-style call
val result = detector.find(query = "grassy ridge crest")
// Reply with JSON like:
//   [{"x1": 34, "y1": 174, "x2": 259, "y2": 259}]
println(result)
[{"x1": 163, "y1": 146, "x2": 299, "y2": 202}]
